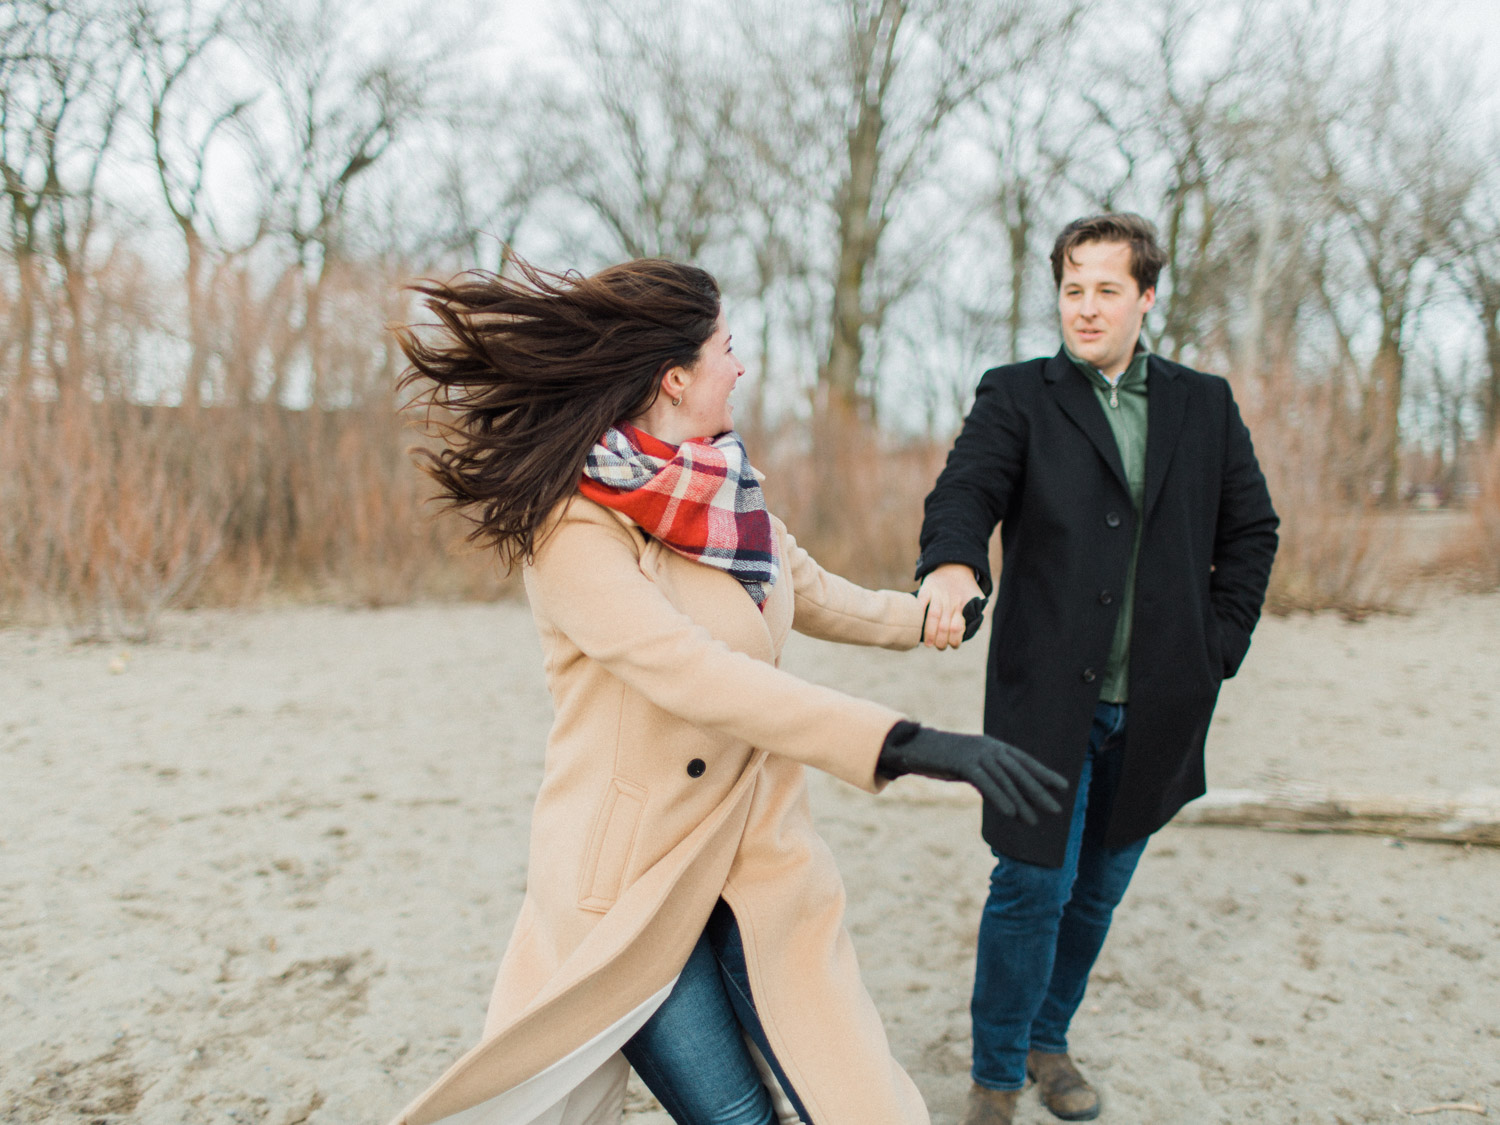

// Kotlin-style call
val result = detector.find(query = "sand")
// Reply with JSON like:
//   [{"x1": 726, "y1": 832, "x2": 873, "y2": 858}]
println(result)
[{"x1": 2, "y1": 591, "x2": 1497, "y2": 1124}]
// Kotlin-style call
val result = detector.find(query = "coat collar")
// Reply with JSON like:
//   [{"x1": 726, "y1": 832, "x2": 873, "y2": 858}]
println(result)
[
  {"x1": 1043, "y1": 348, "x2": 1188, "y2": 518},
  {"x1": 1141, "y1": 354, "x2": 1188, "y2": 520},
  {"x1": 1043, "y1": 350, "x2": 1128, "y2": 494}
]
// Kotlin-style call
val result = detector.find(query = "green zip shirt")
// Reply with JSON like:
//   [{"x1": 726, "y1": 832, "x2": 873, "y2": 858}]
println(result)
[{"x1": 1066, "y1": 346, "x2": 1149, "y2": 703}]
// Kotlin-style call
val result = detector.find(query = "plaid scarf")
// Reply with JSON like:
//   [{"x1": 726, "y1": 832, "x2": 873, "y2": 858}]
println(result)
[{"x1": 579, "y1": 423, "x2": 779, "y2": 607}]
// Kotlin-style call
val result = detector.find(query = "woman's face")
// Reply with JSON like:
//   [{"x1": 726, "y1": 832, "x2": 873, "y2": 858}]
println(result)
[{"x1": 678, "y1": 311, "x2": 744, "y2": 437}]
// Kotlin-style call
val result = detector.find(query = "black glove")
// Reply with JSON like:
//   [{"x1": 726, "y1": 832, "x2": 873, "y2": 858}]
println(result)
[
  {"x1": 876, "y1": 722, "x2": 1067, "y2": 825},
  {"x1": 916, "y1": 595, "x2": 988, "y2": 642},
  {"x1": 961, "y1": 596, "x2": 986, "y2": 641}
]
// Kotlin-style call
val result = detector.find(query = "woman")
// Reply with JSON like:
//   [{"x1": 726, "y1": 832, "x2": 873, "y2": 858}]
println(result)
[{"x1": 388, "y1": 258, "x2": 1064, "y2": 1125}]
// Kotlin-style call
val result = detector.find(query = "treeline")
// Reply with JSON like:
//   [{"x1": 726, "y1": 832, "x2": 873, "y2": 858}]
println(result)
[{"x1": 2, "y1": 0, "x2": 1498, "y2": 635}]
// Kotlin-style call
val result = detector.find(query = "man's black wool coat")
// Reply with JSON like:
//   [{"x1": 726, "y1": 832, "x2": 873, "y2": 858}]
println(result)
[{"x1": 917, "y1": 350, "x2": 1279, "y2": 867}]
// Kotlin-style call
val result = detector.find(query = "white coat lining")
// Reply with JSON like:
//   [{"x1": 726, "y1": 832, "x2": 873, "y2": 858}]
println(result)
[{"x1": 431, "y1": 978, "x2": 677, "y2": 1125}]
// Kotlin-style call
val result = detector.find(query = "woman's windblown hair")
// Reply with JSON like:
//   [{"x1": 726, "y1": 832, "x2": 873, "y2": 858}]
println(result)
[{"x1": 394, "y1": 257, "x2": 721, "y2": 569}]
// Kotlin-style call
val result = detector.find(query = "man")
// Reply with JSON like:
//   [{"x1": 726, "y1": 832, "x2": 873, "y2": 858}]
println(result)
[{"x1": 915, "y1": 213, "x2": 1278, "y2": 1124}]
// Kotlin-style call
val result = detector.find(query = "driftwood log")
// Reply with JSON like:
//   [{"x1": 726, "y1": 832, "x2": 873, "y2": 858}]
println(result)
[{"x1": 1176, "y1": 785, "x2": 1500, "y2": 847}]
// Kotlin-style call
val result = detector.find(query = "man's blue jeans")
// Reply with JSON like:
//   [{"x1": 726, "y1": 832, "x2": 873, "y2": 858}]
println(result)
[
  {"x1": 623, "y1": 898, "x2": 809, "y2": 1125},
  {"x1": 971, "y1": 700, "x2": 1148, "y2": 1090}
]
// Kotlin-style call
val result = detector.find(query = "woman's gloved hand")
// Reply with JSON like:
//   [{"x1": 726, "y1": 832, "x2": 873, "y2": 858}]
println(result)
[{"x1": 876, "y1": 722, "x2": 1068, "y2": 825}]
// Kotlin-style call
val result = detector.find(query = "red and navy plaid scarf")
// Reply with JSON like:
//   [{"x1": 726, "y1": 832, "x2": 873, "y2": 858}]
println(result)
[{"x1": 579, "y1": 423, "x2": 779, "y2": 607}]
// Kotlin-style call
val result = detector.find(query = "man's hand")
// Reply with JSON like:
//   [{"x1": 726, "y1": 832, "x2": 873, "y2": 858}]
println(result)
[{"x1": 918, "y1": 564, "x2": 986, "y2": 649}]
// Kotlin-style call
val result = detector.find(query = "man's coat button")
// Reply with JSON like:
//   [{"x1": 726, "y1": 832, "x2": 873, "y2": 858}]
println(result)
[
  {"x1": 1082, "y1": 668, "x2": 1097, "y2": 683},
  {"x1": 1099, "y1": 590, "x2": 1114, "y2": 605},
  {"x1": 687, "y1": 758, "x2": 706, "y2": 778},
  {"x1": 1105, "y1": 511, "x2": 1122, "y2": 528}
]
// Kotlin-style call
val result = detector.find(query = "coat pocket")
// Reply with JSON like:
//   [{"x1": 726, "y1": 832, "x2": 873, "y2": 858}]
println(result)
[
  {"x1": 577, "y1": 777, "x2": 648, "y2": 913},
  {"x1": 1204, "y1": 610, "x2": 1226, "y2": 681}
]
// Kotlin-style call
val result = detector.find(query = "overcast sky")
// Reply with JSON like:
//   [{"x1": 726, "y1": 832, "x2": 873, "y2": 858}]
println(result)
[{"x1": 489, "y1": 0, "x2": 1500, "y2": 95}]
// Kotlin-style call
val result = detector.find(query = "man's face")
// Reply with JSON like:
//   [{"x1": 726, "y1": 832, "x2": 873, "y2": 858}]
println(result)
[{"x1": 1057, "y1": 240, "x2": 1156, "y2": 377}]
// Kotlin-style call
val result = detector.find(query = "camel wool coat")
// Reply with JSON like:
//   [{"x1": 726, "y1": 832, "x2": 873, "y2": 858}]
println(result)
[{"x1": 390, "y1": 494, "x2": 930, "y2": 1125}]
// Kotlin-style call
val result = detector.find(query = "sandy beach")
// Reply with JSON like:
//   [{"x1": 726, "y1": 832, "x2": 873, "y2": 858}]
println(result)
[{"x1": 3, "y1": 591, "x2": 1497, "y2": 1124}]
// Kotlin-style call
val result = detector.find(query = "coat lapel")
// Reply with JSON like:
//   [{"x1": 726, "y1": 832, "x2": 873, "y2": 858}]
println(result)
[
  {"x1": 630, "y1": 513, "x2": 779, "y2": 665},
  {"x1": 1043, "y1": 351, "x2": 1129, "y2": 494},
  {"x1": 1142, "y1": 356, "x2": 1189, "y2": 520}
]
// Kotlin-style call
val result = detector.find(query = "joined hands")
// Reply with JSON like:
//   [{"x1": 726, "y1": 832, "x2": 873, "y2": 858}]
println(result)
[{"x1": 917, "y1": 563, "x2": 987, "y2": 649}]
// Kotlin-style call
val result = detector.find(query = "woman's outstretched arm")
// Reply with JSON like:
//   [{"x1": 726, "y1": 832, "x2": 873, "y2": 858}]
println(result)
[
  {"x1": 527, "y1": 501, "x2": 906, "y2": 792},
  {"x1": 776, "y1": 519, "x2": 928, "y2": 650}
]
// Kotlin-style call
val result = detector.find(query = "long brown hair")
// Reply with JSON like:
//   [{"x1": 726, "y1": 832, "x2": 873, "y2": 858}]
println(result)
[{"x1": 394, "y1": 257, "x2": 721, "y2": 569}]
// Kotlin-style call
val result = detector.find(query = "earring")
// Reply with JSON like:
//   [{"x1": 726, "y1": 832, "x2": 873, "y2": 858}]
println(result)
[{"x1": 672, "y1": 395, "x2": 682, "y2": 407}]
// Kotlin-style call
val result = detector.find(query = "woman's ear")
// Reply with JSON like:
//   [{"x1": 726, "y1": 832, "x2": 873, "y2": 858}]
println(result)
[{"x1": 661, "y1": 364, "x2": 693, "y2": 403}]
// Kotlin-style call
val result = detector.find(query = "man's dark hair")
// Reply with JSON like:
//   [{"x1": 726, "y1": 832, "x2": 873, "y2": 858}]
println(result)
[{"x1": 1050, "y1": 213, "x2": 1167, "y2": 294}]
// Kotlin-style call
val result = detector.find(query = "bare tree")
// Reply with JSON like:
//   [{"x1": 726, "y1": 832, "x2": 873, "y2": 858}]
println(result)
[
  {"x1": 1068, "y1": 0, "x2": 1268, "y2": 363},
  {"x1": 1313, "y1": 42, "x2": 1479, "y2": 501},
  {"x1": 128, "y1": 0, "x2": 256, "y2": 407},
  {"x1": 977, "y1": 18, "x2": 1087, "y2": 363},
  {"x1": 1450, "y1": 141, "x2": 1500, "y2": 442},
  {"x1": 736, "y1": 0, "x2": 1074, "y2": 418},
  {"x1": 423, "y1": 84, "x2": 562, "y2": 276},
  {"x1": 1224, "y1": 1, "x2": 1349, "y2": 384},
  {"x1": 0, "y1": 0, "x2": 130, "y2": 398},
  {"x1": 558, "y1": 1, "x2": 742, "y2": 262},
  {"x1": 241, "y1": 0, "x2": 435, "y2": 405}
]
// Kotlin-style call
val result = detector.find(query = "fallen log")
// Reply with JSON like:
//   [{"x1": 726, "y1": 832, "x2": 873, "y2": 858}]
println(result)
[
  {"x1": 1405, "y1": 1104, "x2": 1488, "y2": 1117},
  {"x1": 1176, "y1": 785, "x2": 1500, "y2": 847}
]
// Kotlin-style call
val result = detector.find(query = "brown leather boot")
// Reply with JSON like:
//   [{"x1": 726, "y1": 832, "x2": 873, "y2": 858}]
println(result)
[
  {"x1": 961, "y1": 1083, "x2": 1021, "y2": 1125},
  {"x1": 1026, "y1": 1050, "x2": 1100, "y2": 1121}
]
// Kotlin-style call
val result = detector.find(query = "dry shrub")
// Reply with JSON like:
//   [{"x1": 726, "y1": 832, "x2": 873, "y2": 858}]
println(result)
[
  {"x1": 1430, "y1": 438, "x2": 1500, "y2": 590},
  {"x1": 193, "y1": 404, "x2": 507, "y2": 608},
  {"x1": 749, "y1": 380, "x2": 1422, "y2": 618},
  {"x1": 0, "y1": 398, "x2": 224, "y2": 639},
  {"x1": 0, "y1": 395, "x2": 510, "y2": 638},
  {"x1": 0, "y1": 236, "x2": 516, "y2": 636},
  {"x1": 750, "y1": 377, "x2": 1424, "y2": 621},
  {"x1": 3, "y1": 363, "x2": 1467, "y2": 637},
  {"x1": 752, "y1": 412, "x2": 946, "y2": 590},
  {"x1": 1241, "y1": 375, "x2": 1414, "y2": 618}
]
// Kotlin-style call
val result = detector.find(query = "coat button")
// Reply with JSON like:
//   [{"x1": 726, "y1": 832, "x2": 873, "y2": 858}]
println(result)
[
  {"x1": 1105, "y1": 511, "x2": 1122, "y2": 528},
  {"x1": 687, "y1": 758, "x2": 706, "y2": 778},
  {"x1": 1082, "y1": 668, "x2": 1097, "y2": 683},
  {"x1": 1099, "y1": 590, "x2": 1114, "y2": 605}
]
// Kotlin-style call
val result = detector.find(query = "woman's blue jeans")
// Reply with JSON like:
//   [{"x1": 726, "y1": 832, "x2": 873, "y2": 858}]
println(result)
[
  {"x1": 970, "y1": 701, "x2": 1148, "y2": 1090},
  {"x1": 623, "y1": 898, "x2": 809, "y2": 1125}
]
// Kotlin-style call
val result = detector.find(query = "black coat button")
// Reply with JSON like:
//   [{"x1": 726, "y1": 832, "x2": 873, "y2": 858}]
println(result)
[
  {"x1": 1105, "y1": 511, "x2": 1122, "y2": 528},
  {"x1": 1099, "y1": 590, "x2": 1114, "y2": 605},
  {"x1": 1082, "y1": 668, "x2": 1097, "y2": 683},
  {"x1": 687, "y1": 758, "x2": 706, "y2": 778}
]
